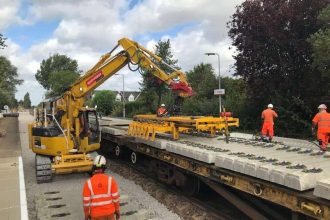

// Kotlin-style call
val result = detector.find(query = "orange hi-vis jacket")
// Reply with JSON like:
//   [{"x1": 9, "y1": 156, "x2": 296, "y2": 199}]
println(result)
[
  {"x1": 312, "y1": 111, "x2": 330, "y2": 133},
  {"x1": 157, "y1": 107, "x2": 168, "y2": 116},
  {"x1": 83, "y1": 173, "x2": 120, "y2": 218},
  {"x1": 261, "y1": 109, "x2": 278, "y2": 123}
]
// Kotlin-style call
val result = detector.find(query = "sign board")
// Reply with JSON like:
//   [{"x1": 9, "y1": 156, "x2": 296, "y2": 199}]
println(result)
[
  {"x1": 214, "y1": 89, "x2": 225, "y2": 95},
  {"x1": 3, "y1": 105, "x2": 8, "y2": 110}
]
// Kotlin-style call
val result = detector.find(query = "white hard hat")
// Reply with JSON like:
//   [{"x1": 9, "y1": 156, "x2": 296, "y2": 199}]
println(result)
[
  {"x1": 161, "y1": 104, "x2": 165, "y2": 107},
  {"x1": 93, "y1": 155, "x2": 106, "y2": 168},
  {"x1": 318, "y1": 104, "x2": 327, "y2": 109},
  {"x1": 267, "y1": 104, "x2": 273, "y2": 108}
]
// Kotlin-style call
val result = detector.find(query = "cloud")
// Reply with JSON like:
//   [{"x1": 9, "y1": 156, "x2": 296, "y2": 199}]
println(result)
[
  {"x1": 0, "y1": 0, "x2": 244, "y2": 105},
  {"x1": 26, "y1": 0, "x2": 132, "y2": 50},
  {"x1": 170, "y1": 31, "x2": 237, "y2": 75},
  {"x1": 124, "y1": 0, "x2": 243, "y2": 42},
  {"x1": 0, "y1": 0, "x2": 22, "y2": 31}
]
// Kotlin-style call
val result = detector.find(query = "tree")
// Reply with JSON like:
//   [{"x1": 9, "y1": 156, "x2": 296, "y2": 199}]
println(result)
[
  {"x1": 0, "y1": 56, "x2": 22, "y2": 109},
  {"x1": 186, "y1": 63, "x2": 217, "y2": 99},
  {"x1": 0, "y1": 34, "x2": 6, "y2": 49},
  {"x1": 228, "y1": 0, "x2": 330, "y2": 137},
  {"x1": 181, "y1": 63, "x2": 246, "y2": 117},
  {"x1": 23, "y1": 92, "x2": 31, "y2": 108},
  {"x1": 35, "y1": 54, "x2": 80, "y2": 92},
  {"x1": 221, "y1": 77, "x2": 246, "y2": 115},
  {"x1": 308, "y1": 5, "x2": 330, "y2": 79},
  {"x1": 139, "y1": 39, "x2": 179, "y2": 112},
  {"x1": 46, "y1": 70, "x2": 80, "y2": 97},
  {"x1": 18, "y1": 100, "x2": 24, "y2": 107},
  {"x1": 92, "y1": 90, "x2": 116, "y2": 116},
  {"x1": 182, "y1": 63, "x2": 218, "y2": 115}
]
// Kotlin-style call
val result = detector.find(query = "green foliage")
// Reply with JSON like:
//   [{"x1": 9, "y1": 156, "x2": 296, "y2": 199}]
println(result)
[
  {"x1": 221, "y1": 77, "x2": 246, "y2": 116},
  {"x1": 182, "y1": 98, "x2": 218, "y2": 116},
  {"x1": 111, "y1": 103, "x2": 123, "y2": 117},
  {"x1": 273, "y1": 94, "x2": 313, "y2": 138},
  {"x1": 46, "y1": 70, "x2": 80, "y2": 97},
  {"x1": 35, "y1": 54, "x2": 80, "y2": 92},
  {"x1": 18, "y1": 100, "x2": 23, "y2": 107},
  {"x1": 0, "y1": 34, "x2": 6, "y2": 49},
  {"x1": 23, "y1": 92, "x2": 31, "y2": 108},
  {"x1": 182, "y1": 63, "x2": 246, "y2": 117},
  {"x1": 136, "y1": 86, "x2": 158, "y2": 113},
  {"x1": 139, "y1": 39, "x2": 178, "y2": 109},
  {"x1": 111, "y1": 101, "x2": 147, "y2": 118},
  {"x1": 92, "y1": 90, "x2": 116, "y2": 116},
  {"x1": 0, "y1": 56, "x2": 22, "y2": 109},
  {"x1": 182, "y1": 63, "x2": 218, "y2": 116},
  {"x1": 0, "y1": 90, "x2": 16, "y2": 109},
  {"x1": 228, "y1": 0, "x2": 330, "y2": 137},
  {"x1": 186, "y1": 63, "x2": 217, "y2": 99},
  {"x1": 308, "y1": 5, "x2": 330, "y2": 79}
]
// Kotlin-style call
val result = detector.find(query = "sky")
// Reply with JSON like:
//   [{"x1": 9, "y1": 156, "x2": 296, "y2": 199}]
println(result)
[{"x1": 0, "y1": 0, "x2": 244, "y2": 105}]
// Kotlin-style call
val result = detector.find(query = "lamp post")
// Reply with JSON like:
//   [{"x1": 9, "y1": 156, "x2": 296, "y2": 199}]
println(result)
[
  {"x1": 205, "y1": 52, "x2": 221, "y2": 113},
  {"x1": 115, "y1": 74, "x2": 125, "y2": 118}
]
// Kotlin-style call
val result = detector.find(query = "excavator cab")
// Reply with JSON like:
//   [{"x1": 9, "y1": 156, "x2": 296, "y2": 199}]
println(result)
[
  {"x1": 30, "y1": 107, "x2": 100, "y2": 183},
  {"x1": 78, "y1": 109, "x2": 100, "y2": 145}
]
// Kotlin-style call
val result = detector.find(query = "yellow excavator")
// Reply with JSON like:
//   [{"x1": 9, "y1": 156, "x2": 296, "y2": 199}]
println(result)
[{"x1": 28, "y1": 38, "x2": 193, "y2": 183}]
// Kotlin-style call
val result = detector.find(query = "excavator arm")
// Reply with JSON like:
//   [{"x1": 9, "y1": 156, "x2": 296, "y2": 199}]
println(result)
[
  {"x1": 53, "y1": 37, "x2": 193, "y2": 145},
  {"x1": 118, "y1": 38, "x2": 192, "y2": 97},
  {"x1": 69, "y1": 37, "x2": 193, "y2": 100}
]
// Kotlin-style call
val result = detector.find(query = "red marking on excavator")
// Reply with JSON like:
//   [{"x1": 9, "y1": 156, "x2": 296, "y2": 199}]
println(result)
[
  {"x1": 86, "y1": 70, "x2": 104, "y2": 86},
  {"x1": 170, "y1": 82, "x2": 193, "y2": 96}
]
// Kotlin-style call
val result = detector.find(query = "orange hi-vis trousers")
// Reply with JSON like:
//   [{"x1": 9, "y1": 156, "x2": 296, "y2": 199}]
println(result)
[
  {"x1": 261, "y1": 122, "x2": 274, "y2": 138},
  {"x1": 317, "y1": 132, "x2": 330, "y2": 151}
]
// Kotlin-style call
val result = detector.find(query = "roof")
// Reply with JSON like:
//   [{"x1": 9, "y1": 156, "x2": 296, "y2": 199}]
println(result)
[
  {"x1": 116, "y1": 91, "x2": 141, "y2": 101},
  {"x1": 92, "y1": 90, "x2": 141, "y2": 101}
]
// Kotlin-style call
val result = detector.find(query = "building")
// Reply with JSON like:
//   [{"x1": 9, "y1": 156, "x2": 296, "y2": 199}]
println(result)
[
  {"x1": 91, "y1": 90, "x2": 141, "y2": 102},
  {"x1": 115, "y1": 91, "x2": 141, "y2": 102}
]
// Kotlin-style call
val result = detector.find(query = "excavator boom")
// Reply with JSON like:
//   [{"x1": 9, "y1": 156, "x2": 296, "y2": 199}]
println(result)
[{"x1": 70, "y1": 38, "x2": 193, "y2": 100}]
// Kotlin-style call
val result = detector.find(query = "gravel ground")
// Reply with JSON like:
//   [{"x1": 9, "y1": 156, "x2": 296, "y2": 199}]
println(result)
[
  {"x1": 107, "y1": 170, "x2": 180, "y2": 220},
  {"x1": 18, "y1": 112, "x2": 180, "y2": 220},
  {"x1": 107, "y1": 159, "x2": 232, "y2": 220}
]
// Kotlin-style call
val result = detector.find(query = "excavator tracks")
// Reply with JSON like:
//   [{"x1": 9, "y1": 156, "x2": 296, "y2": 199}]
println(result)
[{"x1": 35, "y1": 154, "x2": 52, "y2": 183}]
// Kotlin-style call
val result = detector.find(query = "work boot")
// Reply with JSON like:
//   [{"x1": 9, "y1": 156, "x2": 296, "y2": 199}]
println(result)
[{"x1": 261, "y1": 136, "x2": 268, "y2": 143}]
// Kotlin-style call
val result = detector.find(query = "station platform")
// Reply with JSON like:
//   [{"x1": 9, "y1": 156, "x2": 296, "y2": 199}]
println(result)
[
  {"x1": 0, "y1": 157, "x2": 27, "y2": 220},
  {"x1": 0, "y1": 116, "x2": 28, "y2": 220}
]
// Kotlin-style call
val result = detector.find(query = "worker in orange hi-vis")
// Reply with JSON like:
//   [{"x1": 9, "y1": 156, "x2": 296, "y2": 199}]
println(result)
[
  {"x1": 157, "y1": 103, "x2": 168, "y2": 117},
  {"x1": 83, "y1": 155, "x2": 120, "y2": 220},
  {"x1": 312, "y1": 104, "x2": 330, "y2": 152},
  {"x1": 261, "y1": 104, "x2": 278, "y2": 142}
]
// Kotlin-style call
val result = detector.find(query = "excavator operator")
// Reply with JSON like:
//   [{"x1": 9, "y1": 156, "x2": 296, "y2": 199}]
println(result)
[{"x1": 157, "y1": 104, "x2": 168, "y2": 117}]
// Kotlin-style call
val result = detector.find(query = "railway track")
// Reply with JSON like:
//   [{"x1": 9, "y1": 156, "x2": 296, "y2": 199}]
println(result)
[{"x1": 104, "y1": 151, "x2": 248, "y2": 220}]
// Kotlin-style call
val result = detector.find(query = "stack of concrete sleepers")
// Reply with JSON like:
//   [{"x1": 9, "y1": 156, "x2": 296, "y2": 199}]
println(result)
[
  {"x1": 101, "y1": 126, "x2": 127, "y2": 136},
  {"x1": 166, "y1": 141, "x2": 219, "y2": 163},
  {"x1": 99, "y1": 124, "x2": 330, "y2": 200},
  {"x1": 161, "y1": 135, "x2": 330, "y2": 194},
  {"x1": 314, "y1": 178, "x2": 330, "y2": 200},
  {"x1": 231, "y1": 132, "x2": 318, "y2": 149},
  {"x1": 134, "y1": 137, "x2": 168, "y2": 150}
]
